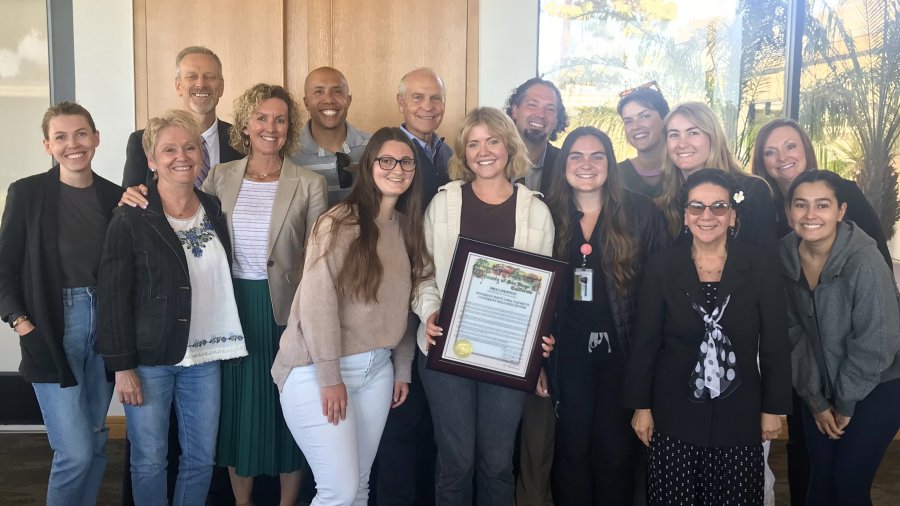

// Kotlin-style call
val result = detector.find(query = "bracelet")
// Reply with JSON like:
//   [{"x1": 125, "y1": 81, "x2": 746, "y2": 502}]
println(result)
[{"x1": 10, "y1": 315, "x2": 29, "y2": 329}]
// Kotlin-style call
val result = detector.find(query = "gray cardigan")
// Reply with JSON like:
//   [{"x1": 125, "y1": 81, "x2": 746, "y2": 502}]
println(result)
[{"x1": 780, "y1": 221, "x2": 900, "y2": 417}]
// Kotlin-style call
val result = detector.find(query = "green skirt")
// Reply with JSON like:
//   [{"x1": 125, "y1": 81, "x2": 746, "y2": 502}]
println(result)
[{"x1": 216, "y1": 279, "x2": 305, "y2": 476}]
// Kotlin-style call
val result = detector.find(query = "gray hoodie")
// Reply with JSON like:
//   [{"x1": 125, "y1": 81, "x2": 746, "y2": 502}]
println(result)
[{"x1": 780, "y1": 221, "x2": 900, "y2": 417}]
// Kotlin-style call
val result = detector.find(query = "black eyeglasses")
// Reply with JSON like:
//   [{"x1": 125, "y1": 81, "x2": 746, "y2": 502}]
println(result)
[
  {"x1": 618, "y1": 80, "x2": 662, "y2": 98},
  {"x1": 335, "y1": 152, "x2": 353, "y2": 189},
  {"x1": 375, "y1": 156, "x2": 416, "y2": 172},
  {"x1": 685, "y1": 201, "x2": 732, "y2": 216}
]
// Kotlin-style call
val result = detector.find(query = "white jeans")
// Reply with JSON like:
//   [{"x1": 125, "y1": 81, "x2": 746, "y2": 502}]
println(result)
[{"x1": 280, "y1": 349, "x2": 394, "y2": 506}]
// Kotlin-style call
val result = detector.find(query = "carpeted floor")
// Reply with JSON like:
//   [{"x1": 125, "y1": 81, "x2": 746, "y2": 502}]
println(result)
[{"x1": 0, "y1": 432, "x2": 898, "y2": 505}]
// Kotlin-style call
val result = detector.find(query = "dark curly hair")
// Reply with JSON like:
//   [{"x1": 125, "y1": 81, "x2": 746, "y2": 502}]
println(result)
[{"x1": 504, "y1": 77, "x2": 568, "y2": 141}]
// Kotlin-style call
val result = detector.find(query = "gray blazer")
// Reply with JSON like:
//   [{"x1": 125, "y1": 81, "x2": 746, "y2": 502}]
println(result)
[
  {"x1": 781, "y1": 221, "x2": 900, "y2": 417},
  {"x1": 203, "y1": 156, "x2": 328, "y2": 324}
]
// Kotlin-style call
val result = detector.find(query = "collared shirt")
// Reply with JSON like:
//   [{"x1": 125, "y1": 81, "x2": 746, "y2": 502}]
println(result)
[
  {"x1": 289, "y1": 121, "x2": 370, "y2": 206},
  {"x1": 202, "y1": 120, "x2": 221, "y2": 169},
  {"x1": 522, "y1": 144, "x2": 548, "y2": 191},
  {"x1": 400, "y1": 124, "x2": 444, "y2": 163}
]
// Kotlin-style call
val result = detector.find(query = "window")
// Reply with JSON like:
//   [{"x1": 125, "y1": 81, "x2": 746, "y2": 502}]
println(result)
[
  {"x1": 0, "y1": 0, "x2": 50, "y2": 210},
  {"x1": 540, "y1": 0, "x2": 900, "y2": 240},
  {"x1": 539, "y1": 0, "x2": 787, "y2": 164}
]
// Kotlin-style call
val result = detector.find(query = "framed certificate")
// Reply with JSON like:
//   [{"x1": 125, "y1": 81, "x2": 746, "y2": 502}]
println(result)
[{"x1": 426, "y1": 236, "x2": 567, "y2": 392}]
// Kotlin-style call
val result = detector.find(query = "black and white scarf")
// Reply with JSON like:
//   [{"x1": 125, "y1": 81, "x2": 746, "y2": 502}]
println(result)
[{"x1": 689, "y1": 295, "x2": 740, "y2": 400}]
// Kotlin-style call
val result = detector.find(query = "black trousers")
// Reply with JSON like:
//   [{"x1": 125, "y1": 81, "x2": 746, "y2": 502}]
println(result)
[
  {"x1": 370, "y1": 347, "x2": 436, "y2": 506},
  {"x1": 551, "y1": 334, "x2": 638, "y2": 505},
  {"x1": 786, "y1": 391, "x2": 809, "y2": 506}
]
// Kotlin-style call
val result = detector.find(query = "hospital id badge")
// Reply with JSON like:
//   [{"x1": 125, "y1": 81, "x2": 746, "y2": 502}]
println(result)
[{"x1": 573, "y1": 268, "x2": 593, "y2": 301}]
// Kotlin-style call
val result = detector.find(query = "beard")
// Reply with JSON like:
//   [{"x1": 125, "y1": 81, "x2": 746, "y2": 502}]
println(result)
[{"x1": 522, "y1": 128, "x2": 549, "y2": 145}]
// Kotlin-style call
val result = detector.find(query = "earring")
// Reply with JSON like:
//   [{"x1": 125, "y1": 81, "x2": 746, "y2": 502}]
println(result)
[
  {"x1": 242, "y1": 137, "x2": 251, "y2": 148},
  {"x1": 682, "y1": 225, "x2": 690, "y2": 235},
  {"x1": 728, "y1": 225, "x2": 735, "y2": 237}
]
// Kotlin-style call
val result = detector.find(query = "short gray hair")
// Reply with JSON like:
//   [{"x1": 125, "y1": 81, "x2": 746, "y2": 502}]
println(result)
[{"x1": 174, "y1": 46, "x2": 223, "y2": 79}]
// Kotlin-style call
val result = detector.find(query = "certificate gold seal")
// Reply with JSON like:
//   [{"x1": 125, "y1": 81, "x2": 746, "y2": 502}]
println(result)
[{"x1": 453, "y1": 339, "x2": 473, "y2": 358}]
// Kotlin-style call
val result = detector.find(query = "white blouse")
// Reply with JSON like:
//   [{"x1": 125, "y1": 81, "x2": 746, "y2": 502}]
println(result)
[{"x1": 166, "y1": 207, "x2": 247, "y2": 366}]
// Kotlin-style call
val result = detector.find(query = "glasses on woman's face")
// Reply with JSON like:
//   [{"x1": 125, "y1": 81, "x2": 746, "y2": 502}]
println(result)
[
  {"x1": 685, "y1": 200, "x2": 731, "y2": 216},
  {"x1": 375, "y1": 156, "x2": 416, "y2": 172}
]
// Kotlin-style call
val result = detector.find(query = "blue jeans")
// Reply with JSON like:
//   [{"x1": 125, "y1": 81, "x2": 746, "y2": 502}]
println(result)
[
  {"x1": 418, "y1": 352, "x2": 527, "y2": 506},
  {"x1": 281, "y1": 349, "x2": 394, "y2": 506},
  {"x1": 125, "y1": 361, "x2": 221, "y2": 506},
  {"x1": 32, "y1": 287, "x2": 114, "y2": 506}
]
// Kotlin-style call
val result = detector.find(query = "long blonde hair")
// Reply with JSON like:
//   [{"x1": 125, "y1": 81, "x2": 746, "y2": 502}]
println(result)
[{"x1": 656, "y1": 102, "x2": 768, "y2": 236}]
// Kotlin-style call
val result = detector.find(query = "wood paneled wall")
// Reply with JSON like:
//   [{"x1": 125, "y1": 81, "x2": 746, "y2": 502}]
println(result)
[{"x1": 133, "y1": 0, "x2": 478, "y2": 140}]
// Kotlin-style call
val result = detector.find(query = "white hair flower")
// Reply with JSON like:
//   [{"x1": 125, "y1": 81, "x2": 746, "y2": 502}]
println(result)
[{"x1": 733, "y1": 190, "x2": 745, "y2": 204}]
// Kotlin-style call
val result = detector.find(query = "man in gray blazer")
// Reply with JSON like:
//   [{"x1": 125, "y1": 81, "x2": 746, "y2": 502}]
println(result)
[{"x1": 121, "y1": 46, "x2": 241, "y2": 187}]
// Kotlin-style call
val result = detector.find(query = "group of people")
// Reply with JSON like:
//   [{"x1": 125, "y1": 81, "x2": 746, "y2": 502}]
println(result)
[{"x1": 1, "y1": 44, "x2": 899, "y2": 506}]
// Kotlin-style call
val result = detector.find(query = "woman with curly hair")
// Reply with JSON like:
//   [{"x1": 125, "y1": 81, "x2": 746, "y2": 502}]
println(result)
[{"x1": 205, "y1": 83, "x2": 327, "y2": 506}]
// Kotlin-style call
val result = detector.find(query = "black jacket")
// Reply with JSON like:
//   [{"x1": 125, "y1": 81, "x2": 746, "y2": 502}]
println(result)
[
  {"x1": 95, "y1": 183, "x2": 231, "y2": 371},
  {"x1": 623, "y1": 239, "x2": 792, "y2": 447},
  {"x1": 0, "y1": 167, "x2": 122, "y2": 386},
  {"x1": 121, "y1": 120, "x2": 242, "y2": 187},
  {"x1": 538, "y1": 144, "x2": 560, "y2": 196},
  {"x1": 547, "y1": 190, "x2": 670, "y2": 402}
]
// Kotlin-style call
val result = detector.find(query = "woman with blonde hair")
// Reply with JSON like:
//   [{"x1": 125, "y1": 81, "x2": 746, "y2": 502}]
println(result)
[
  {"x1": 414, "y1": 107, "x2": 556, "y2": 505},
  {"x1": 656, "y1": 102, "x2": 777, "y2": 249},
  {"x1": 121, "y1": 83, "x2": 328, "y2": 505},
  {"x1": 98, "y1": 109, "x2": 247, "y2": 504}
]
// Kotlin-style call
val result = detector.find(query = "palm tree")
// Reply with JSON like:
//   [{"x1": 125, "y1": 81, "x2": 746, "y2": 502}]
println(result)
[{"x1": 801, "y1": 0, "x2": 900, "y2": 239}]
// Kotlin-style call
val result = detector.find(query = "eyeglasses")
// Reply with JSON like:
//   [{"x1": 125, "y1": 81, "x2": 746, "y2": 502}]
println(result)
[
  {"x1": 685, "y1": 201, "x2": 732, "y2": 216},
  {"x1": 335, "y1": 152, "x2": 353, "y2": 189},
  {"x1": 375, "y1": 156, "x2": 416, "y2": 172},
  {"x1": 618, "y1": 80, "x2": 662, "y2": 98}
]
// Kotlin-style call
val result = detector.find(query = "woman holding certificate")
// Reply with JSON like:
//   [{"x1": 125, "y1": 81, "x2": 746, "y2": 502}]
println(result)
[
  {"x1": 623, "y1": 169, "x2": 792, "y2": 505},
  {"x1": 543, "y1": 126, "x2": 669, "y2": 504},
  {"x1": 414, "y1": 107, "x2": 555, "y2": 506}
]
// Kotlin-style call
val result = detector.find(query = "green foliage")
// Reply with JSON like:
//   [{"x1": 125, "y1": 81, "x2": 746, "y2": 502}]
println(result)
[{"x1": 800, "y1": 0, "x2": 900, "y2": 239}]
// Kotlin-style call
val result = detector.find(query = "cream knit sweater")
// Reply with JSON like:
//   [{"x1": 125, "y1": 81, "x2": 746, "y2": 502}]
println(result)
[{"x1": 272, "y1": 208, "x2": 415, "y2": 390}]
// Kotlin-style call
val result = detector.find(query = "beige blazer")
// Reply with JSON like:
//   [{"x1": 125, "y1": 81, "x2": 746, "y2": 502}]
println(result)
[{"x1": 203, "y1": 156, "x2": 328, "y2": 324}]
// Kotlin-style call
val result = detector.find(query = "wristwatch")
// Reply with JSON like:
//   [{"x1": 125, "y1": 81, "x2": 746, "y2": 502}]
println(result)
[{"x1": 9, "y1": 315, "x2": 28, "y2": 329}]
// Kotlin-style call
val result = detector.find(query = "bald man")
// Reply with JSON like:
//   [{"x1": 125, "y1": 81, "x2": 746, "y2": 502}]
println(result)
[{"x1": 290, "y1": 66, "x2": 371, "y2": 205}]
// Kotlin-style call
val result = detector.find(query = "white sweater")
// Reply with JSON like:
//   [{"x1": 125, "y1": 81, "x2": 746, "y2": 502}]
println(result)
[{"x1": 412, "y1": 180, "x2": 555, "y2": 353}]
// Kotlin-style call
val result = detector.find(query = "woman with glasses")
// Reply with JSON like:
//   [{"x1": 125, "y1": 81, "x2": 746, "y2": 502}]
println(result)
[
  {"x1": 543, "y1": 126, "x2": 669, "y2": 504},
  {"x1": 656, "y1": 102, "x2": 777, "y2": 249},
  {"x1": 273, "y1": 127, "x2": 429, "y2": 505},
  {"x1": 624, "y1": 169, "x2": 792, "y2": 505},
  {"x1": 414, "y1": 107, "x2": 556, "y2": 505}
]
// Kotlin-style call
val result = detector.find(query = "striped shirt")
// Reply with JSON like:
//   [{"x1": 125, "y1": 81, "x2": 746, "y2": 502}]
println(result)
[{"x1": 231, "y1": 179, "x2": 277, "y2": 280}]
